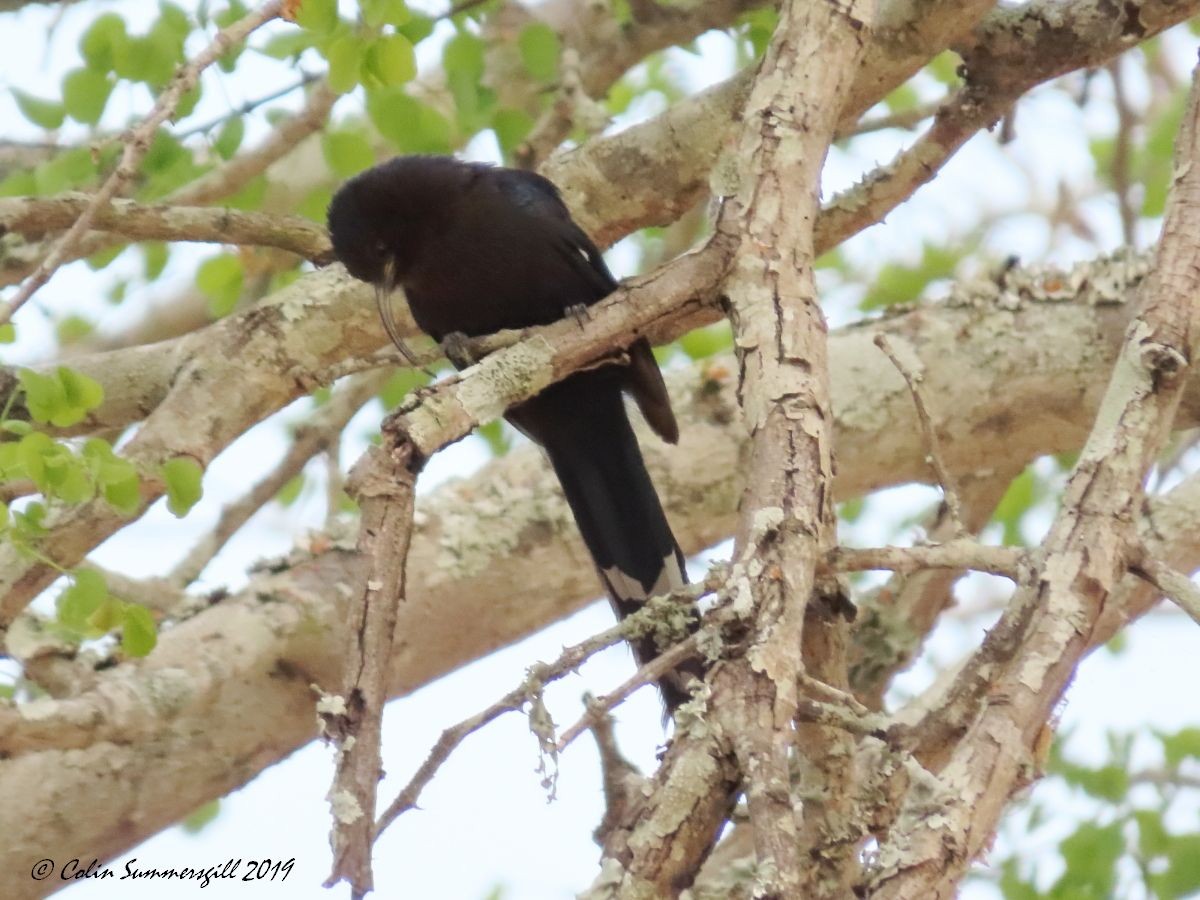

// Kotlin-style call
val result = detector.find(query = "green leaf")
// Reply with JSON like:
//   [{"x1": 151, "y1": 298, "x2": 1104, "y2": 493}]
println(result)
[
  {"x1": 18, "y1": 369, "x2": 66, "y2": 426},
  {"x1": 323, "y1": 33, "x2": 364, "y2": 94},
  {"x1": 492, "y1": 108, "x2": 534, "y2": 157},
  {"x1": 213, "y1": 118, "x2": 245, "y2": 160},
  {"x1": 367, "y1": 87, "x2": 451, "y2": 153},
  {"x1": 276, "y1": 474, "x2": 305, "y2": 507},
  {"x1": 364, "y1": 33, "x2": 416, "y2": 86},
  {"x1": 195, "y1": 254, "x2": 244, "y2": 317},
  {"x1": 362, "y1": 0, "x2": 410, "y2": 28},
  {"x1": 861, "y1": 243, "x2": 960, "y2": 310},
  {"x1": 182, "y1": 800, "x2": 221, "y2": 833},
  {"x1": 120, "y1": 603, "x2": 158, "y2": 656},
  {"x1": 13, "y1": 90, "x2": 66, "y2": 130},
  {"x1": 16, "y1": 431, "x2": 53, "y2": 488},
  {"x1": 1054, "y1": 822, "x2": 1122, "y2": 897},
  {"x1": 57, "y1": 367, "x2": 105, "y2": 417},
  {"x1": 88, "y1": 594, "x2": 123, "y2": 633},
  {"x1": 113, "y1": 34, "x2": 178, "y2": 87},
  {"x1": 518, "y1": 23, "x2": 560, "y2": 82},
  {"x1": 0, "y1": 323, "x2": 15, "y2": 344},
  {"x1": 79, "y1": 13, "x2": 128, "y2": 72},
  {"x1": 260, "y1": 31, "x2": 314, "y2": 59},
  {"x1": 1161, "y1": 834, "x2": 1200, "y2": 897},
  {"x1": 56, "y1": 315, "x2": 94, "y2": 345},
  {"x1": 993, "y1": 468, "x2": 1037, "y2": 547},
  {"x1": 34, "y1": 149, "x2": 97, "y2": 194},
  {"x1": 175, "y1": 84, "x2": 202, "y2": 120},
  {"x1": 679, "y1": 323, "x2": 733, "y2": 360},
  {"x1": 397, "y1": 12, "x2": 434, "y2": 45},
  {"x1": 57, "y1": 569, "x2": 109, "y2": 635},
  {"x1": 1134, "y1": 809, "x2": 1170, "y2": 858},
  {"x1": 160, "y1": 457, "x2": 203, "y2": 517},
  {"x1": 322, "y1": 130, "x2": 375, "y2": 177},
  {"x1": 378, "y1": 367, "x2": 428, "y2": 408},
  {"x1": 142, "y1": 242, "x2": 170, "y2": 280},
  {"x1": 477, "y1": 419, "x2": 510, "y2": 456},
  {"x1": 1160, "y1": 726, "x2": 1200, "y2": 767},
  {"x1": 443, "y1": 32, "x2": 485, "y2": 82},
  {"x1": 296, "y1": 0, "x2": 339, "y2": 34}
]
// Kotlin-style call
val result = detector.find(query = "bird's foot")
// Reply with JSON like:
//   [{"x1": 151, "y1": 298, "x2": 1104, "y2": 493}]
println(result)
[
  {"x1": 441, "y1": 331, "x2": 478, "y2": 370},
  {"x1": 565, "y1": 303, "x2": 590, "y2": 328}
]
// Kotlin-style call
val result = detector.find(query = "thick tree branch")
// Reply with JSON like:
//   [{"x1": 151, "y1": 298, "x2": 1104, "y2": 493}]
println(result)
[{"x1": 0, "y1": 194, "x2": 332, "y2": 262}]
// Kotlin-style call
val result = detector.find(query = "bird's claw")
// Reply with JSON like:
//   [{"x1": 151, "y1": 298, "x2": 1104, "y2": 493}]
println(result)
[
  {"x1": 441, "y1": 331, "x2": 477, "y2": 370},
  {"x1": 566, "y1": 303, "x2": 590, "y2": 328}
]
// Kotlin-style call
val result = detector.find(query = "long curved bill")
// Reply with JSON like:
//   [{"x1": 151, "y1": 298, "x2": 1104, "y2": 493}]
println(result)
[{"x1": 374, "y1": 272, "x2": 427, "y2": 372}]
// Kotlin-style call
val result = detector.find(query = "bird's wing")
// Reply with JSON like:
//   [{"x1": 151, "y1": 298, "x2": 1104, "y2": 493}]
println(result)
[
  {"x1": 492, "y1": 168, "x2": 678, "y2": 443},
  {"x1": 491, "y1": 169, "x2": 618, "y2": 300}
]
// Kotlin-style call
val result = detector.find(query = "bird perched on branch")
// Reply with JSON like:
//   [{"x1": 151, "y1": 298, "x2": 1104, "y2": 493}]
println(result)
[{"x1": 327, "y1": 155, "x2": 700, "y2": 711}]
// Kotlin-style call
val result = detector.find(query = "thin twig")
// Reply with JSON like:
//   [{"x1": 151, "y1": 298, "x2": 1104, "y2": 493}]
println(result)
[
  {"x1": 846, "y1": 99, "x2": 943, "y2": 136},
  {"x1": 555, "y1": 634, "x2": 700, "y2": 752},
  {"x1": 1108, "y1": 59, "x2": 1139, "y2": 248},
  {"x1": 874, "y1": 332, "x2": 966, "y2": 536},
  {"x1": 373, "y1": 582, "x2": 711, "y2": 839},
  {"x1": 0, "y1": 0, "x2": 284, "y2": 326},
  {"x1": 175, "y1": 80, "x2": 337, "y2": 206},
  {"x1": 828, "y1": 541, "x2": 1024, "y2": 579},
  {"x1": 1131, "y1": 557, "x2": 1200, "y2": 626},
  {"x1": 175, "y1": 71, "x2": 321, "y2": 138}
]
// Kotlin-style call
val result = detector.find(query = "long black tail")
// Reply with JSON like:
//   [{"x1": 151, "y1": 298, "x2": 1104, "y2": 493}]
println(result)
[{"x1": 511, "y1": 370, "x2": 700, "y2": 711}]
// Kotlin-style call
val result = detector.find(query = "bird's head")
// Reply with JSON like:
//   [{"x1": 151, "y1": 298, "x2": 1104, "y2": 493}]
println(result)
[{"x1": 327, "y1": 173, "x2": 404, "y2": 289}]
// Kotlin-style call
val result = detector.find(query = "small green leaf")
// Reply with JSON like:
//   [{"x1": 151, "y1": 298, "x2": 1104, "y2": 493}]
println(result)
[
  {"x1": 79, "y1": 13, "x2": 128, "y2": 72},
  {"x1": 57, "y1": 569, "x2": 109, "y2": 635},
  {"x1": 324, "y1": 34, "x2": 364, "y2": 94},
  {"x1": 88, "y1": 594, "x2": 124, "y2": 633},
  {"x1": 443, "y1": 32, "x2": 484, "y2": 81},
  {"x1": 195, "y1": 254, "x2": 244, "y2": 317},
  {"x1": 364, "y1": 33, "x2": 416, "y2": 86},
  {"x1": 56, "y1": 315, "x2": 94, "y2": 345},
  {"x1": 182, "y1": 800, "x2": 221, "y2": 833},
  {"x1": 397, "y1": 13, "x2": 434, "y2": 45},
  {"x1": 12, "y1": 90, "x2": 65, "y2": 130},
  {"x1": 296, "y1": 0, "x2": 338, "y2": 34},
  {"x1": 1160, "y1": 726, "x2": 1200, "y2": 767},
  {"x1": 492, "y1": 108, "x2": 534, "y2": 157},
  {"x1": 276, "y1": 474, "x2": 305, "y2": 507},
  {"x1": 17, "y1": 369, "x2": 66, "y2": 426},
  {"x1": 367, "y1": 87, "x2": 451, "y2": 153},
  {"x1": 160, "y1": 456, "x2": 203, "y2": 517},
  {"x1": 0, "y1": 323, "x2": 15, "y2": 344},
  {"x1": 477, "y1": 419, "x2": 511, "y2": 456},
  {"x1": 142, "y1": 242, "x2": 170, "y2": 280},
  {"x1": 1161, "y1": 834, "x2": 1200, "y2": 897},
  {"x1": 214, "y1": 118, "x2": 245, "y2": 160},
  {"x1": 362, "y1": 0, "x2": 410, "y2": 28},
  {"x1": 120, "y1": 603, "x2": 158, "y2": 656},
  {"x1": 260, "y1": 31, "x2": 313, "y2": 59},
  {"x1": 57, "y1": 367, "x2": 104, "y2": 415},
  {"x1": 518, "y1": 23, "x2": 560, "y2": 82},
  {"x1": 679, "y1": 323, "x2": 733, "y2": 360},
  {"x1": 322, "y1": 130, "x2": 375, "y2": 177}
]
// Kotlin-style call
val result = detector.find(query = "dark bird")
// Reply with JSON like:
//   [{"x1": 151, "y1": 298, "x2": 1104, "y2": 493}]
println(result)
[{"x1": 327, "y1": 155, "x2": 700, "y2": 711}]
